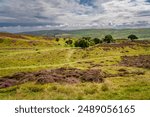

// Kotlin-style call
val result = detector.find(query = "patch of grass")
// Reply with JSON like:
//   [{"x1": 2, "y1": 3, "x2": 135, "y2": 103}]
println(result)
[{"x1": 101, "y1": 83, "x2": 109, "y2": 92}]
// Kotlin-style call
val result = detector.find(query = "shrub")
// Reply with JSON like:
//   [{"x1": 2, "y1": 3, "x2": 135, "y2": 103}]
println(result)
[
  {"x1": 55, "y1": 38, "x2": 59, "y2": 42},
  {"x1": 74, "y1": 39, "x2": 90, "y2": 48},
  {"x1": 82, "y1": 37, "x2": 91, "y2": 41},
  {"x1": 103, "y1": 35, "x2": 114, "y2": 43},
  {"x1": 89, "y1": 40, "x2": 95, "y2": 46},
  {"x1": 128, "y1": 34, "x2": 138, "y2": 41},
  {"x1": 65, "y1": 39, "x2": 73, "y2": 45},
  {"x1": 93, "y1": 38, "x2": 102, "y2": 44}
]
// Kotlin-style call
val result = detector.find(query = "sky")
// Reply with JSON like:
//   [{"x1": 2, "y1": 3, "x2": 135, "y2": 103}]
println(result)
[{"x1": 0, "y1": 0, "x2": 150, "y2": 32}]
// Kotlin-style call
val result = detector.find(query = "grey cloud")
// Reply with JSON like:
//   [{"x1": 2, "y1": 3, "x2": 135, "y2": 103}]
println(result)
[
  {"x1": 0, "y1": 0, "x2": 150, "y2": 32},
  {"x1": 138, "y1": 11, "x2": 150, "y2": 17}
]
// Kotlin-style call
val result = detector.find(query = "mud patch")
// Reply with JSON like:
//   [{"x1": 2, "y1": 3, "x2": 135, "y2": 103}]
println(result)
[
  {"x1": 0, "y1": 68, "x2": 106, "y2": 89},
  {"x1": 119, "y1": 55, "x2": 150, "y2": 69}
]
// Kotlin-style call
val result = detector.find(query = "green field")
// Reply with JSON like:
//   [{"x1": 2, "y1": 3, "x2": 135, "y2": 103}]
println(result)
[
  {"x1": 23, "y1": 28, "x2": 150, "y2": 39},
  {"x1": 0, "y1": 31, "x2": 150, "y2": 100}
]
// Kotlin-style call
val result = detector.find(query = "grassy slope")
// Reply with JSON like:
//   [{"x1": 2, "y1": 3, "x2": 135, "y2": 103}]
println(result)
[
  {"x1": 0, "y1": 32, "x2": 150, "y2": 99},
  {"x1": 23, "y1": 28, "x2": 150, "y2": 39}
]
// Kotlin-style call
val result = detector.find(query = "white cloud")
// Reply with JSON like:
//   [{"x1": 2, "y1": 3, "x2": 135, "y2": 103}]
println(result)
[{"x1": 0, "y1": 0, "x2": 150, "y2": 32}]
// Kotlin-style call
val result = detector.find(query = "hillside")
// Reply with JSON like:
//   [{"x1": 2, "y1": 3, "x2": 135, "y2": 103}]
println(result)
[
  {"x1": 0, "y1": 32, "x2": 150, "y2": 100},
  {"x1": 0, "y1": 32, "x2": 58, "y2": 48},
  {"x1": 22, "y1": 28, "x2": 150, "y2": 39}
]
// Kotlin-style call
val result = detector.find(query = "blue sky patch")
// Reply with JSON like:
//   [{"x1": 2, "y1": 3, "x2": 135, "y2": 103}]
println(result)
[
  {"x1": 146, "y1": 0, "x2": 150, "y2": 2},
  {"x1": 79, "y1": 0, "x2": 93, "y2": 6}
]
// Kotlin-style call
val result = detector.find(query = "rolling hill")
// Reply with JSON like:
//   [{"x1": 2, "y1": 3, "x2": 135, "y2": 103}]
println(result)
[
  {"x1": 22, "y1": 28, "x2": 150, "y2": 39},
  {"x1": 0, "y1": 31, "x2": 150, "y2": 100}
]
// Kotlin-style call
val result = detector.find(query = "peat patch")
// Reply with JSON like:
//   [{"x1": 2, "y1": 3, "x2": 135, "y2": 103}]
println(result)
[
  {"x1": 120, "y1": 55, "x2": 150, "y2": 69},
  {"x1": 0, "y1": 68, "x2": 106, "y2": 89},
  {"x1": 97, "y1": 40, "x2": 150, "y2": 49}
]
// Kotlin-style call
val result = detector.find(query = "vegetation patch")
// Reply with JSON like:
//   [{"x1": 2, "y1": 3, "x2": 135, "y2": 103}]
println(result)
[
  {"x1": 0, "y1": 32, "x2": 150, "y2": 99},
  {"x1": 0, "y1": 32, "x2": 27, "y2": 39},
  {"x1": 0, "y1": 68, "x2": 106, "y2": 89},
  {"x1": 120, "y1": 55, "x2": 150, "y2": 69},
  {"x1": 117, "y1": 68, "x2": 145, "y2": 77}
]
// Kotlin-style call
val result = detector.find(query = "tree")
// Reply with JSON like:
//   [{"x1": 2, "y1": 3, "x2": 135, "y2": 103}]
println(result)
[
  {"x1": 128, "y1": 34, "x2": 138, "y2": 41},
  {"x1": 103, "y1": 35, "x2": 114, "y2": 43},
  {"x1": 66, "y1": 39, "x2": 73, "y2": 45},
  {"x1": 55, "y1": 38, "x2": 59, "y2": 42},
  {"x1": 74, "y1": 39, "x2": 89, "y2": 48},
  {"x1": 93, "y1": 38, "x2": 102, "y2": 44},
  {"x1": 82, "y1": 37, "x2": 91, "y2": 41}
]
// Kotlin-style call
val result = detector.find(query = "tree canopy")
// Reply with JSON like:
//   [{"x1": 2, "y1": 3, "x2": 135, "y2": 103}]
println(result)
[
  {"x1": 103, "y1": 35, "x2": 114, "y2": 43},
  {"x1": 93, "y1": 38, "x2": 102, "y2": 44},
  {"x1": 74, "y1": 39, "x2": 89, "y2": 48},
  {"x1": 128, "y1": 34, "x2": 138, "y2": 41}
]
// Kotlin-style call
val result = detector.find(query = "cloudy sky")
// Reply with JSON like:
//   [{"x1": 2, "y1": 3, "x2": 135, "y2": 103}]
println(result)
[{"x1": 0, "y1": 0, "x2": 150, "y2": 32}]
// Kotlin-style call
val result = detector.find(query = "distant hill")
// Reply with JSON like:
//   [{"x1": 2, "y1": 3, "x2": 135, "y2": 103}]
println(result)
[
  {"x1": 22, "y1": 28, "x2": 150, "y2": 39},
  {"x1": 0, "y1": 32, "x2": 56, "y2": 48}
]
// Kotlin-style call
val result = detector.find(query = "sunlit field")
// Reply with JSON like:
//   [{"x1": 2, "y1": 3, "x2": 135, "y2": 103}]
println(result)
[{"x1": 0, "y1": 31, "x2": 150, "y2": 99}]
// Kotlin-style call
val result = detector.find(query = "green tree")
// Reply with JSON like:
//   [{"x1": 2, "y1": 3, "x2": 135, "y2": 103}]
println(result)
[
  {"x1": 75, "y1": 39, "x2": 89, "y2": 48},
  {"x1": 103, "y1": 35, "x2": 114, "y2": 43},
  {"x1": 82, "y1": 37, "x2": 92, "y2": 41},
  {"x1": 65, "y1": 39, "x2": 73, "y2": 45},
  {"x1": 128, "y1": 34, "x2": 138, "y2": 41},
  {"x1": 93, "y1": 38, "x2": 102, "y2": 44}
]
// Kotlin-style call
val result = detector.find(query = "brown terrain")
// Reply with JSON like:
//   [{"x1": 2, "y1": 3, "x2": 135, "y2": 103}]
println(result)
[
  {"x1": 120, "y1": 55, "x2": 150, "y2": 69},
  {"x1": 0, "y1": 68, "x2": 105, "y2": 89}
]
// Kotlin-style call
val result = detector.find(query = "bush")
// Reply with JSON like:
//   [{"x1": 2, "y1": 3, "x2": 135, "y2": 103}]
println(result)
[
  {"x1": 82, "y1": 37, "x2": 91, "y2": 41},
  {"x1": 103, "y1": 35, "x2": 114, "y2": 43},
  {"x1": 89, "y1": 41, "x2": 95, "y2": 46},
  {"x1": 65, "y1": 39, "x2": 73, "y2": 45},
  {"x1": 74, "y1": 39, "x2": 89, "y2": 48},
  {"x1": 93, "y1": 38, "x2": 102, "y2": 44},
  {"x1": 128, "y1": 34, "x2": 138, "y2": 41},
  {"x1": 55, "y1": 38, "x2": 59, "y2": 42}
]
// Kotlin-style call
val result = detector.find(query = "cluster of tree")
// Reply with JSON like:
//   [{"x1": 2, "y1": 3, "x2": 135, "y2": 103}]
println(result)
[
  {"x1": 74, "y1": 39, "x2": 90, "y2": 48},
  {"x1": 57, "y1": 34, "x2": 138, "y2": 48},
  {"x1": 74, "y1": 35, "x2": 114, "y2": 48},
  {"x1": 65, "y1": 39, "x2": 73, "y2": 45}
]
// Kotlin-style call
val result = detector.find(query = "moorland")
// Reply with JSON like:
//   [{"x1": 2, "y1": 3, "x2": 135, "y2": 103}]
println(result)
[{"x1": 0, "y1": 28, "x2": 150, "y2": 100}]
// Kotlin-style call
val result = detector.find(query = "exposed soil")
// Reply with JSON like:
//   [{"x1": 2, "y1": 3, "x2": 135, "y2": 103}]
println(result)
[
  {"x1": 120, "y1": 55, "x2": 150, "y2": 69},
  {"x1": 0, "y1": 68, "x2": 106, "y2": 89}
]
